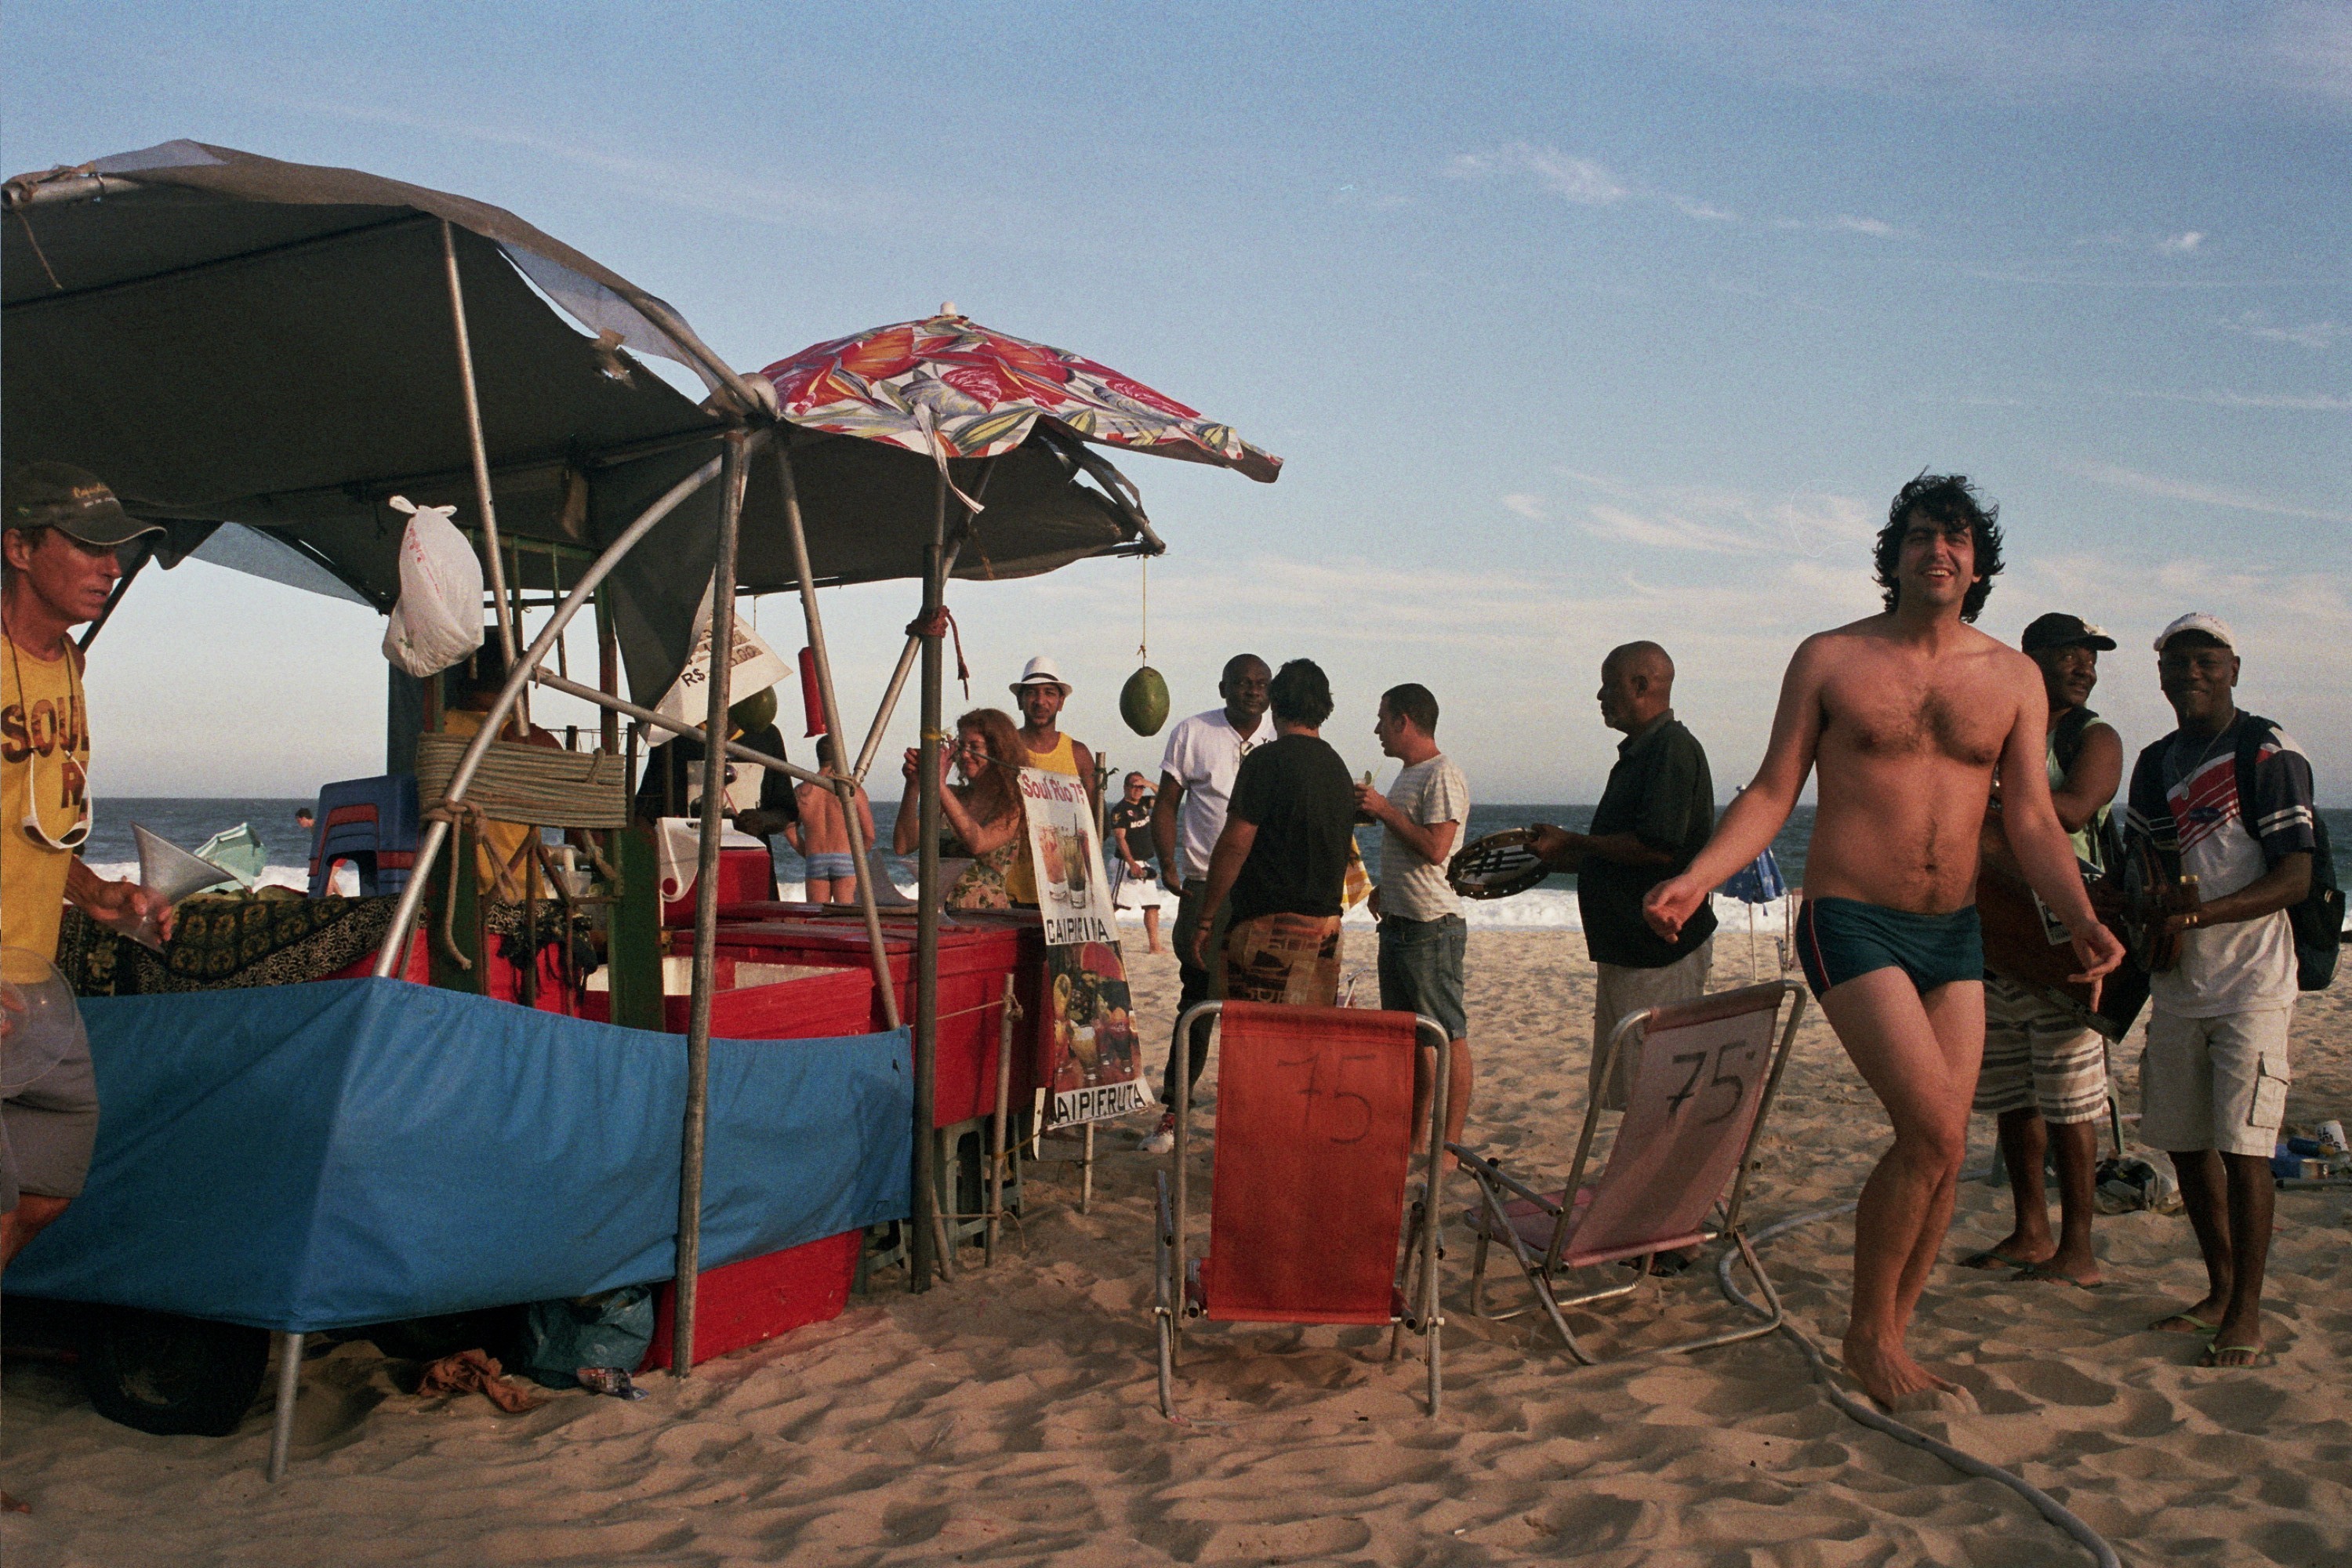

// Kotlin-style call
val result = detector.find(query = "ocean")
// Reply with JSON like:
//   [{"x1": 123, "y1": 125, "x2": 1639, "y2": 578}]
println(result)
[{"x1": 105, "y1": 798, "x2": 2349, "y2": 938}]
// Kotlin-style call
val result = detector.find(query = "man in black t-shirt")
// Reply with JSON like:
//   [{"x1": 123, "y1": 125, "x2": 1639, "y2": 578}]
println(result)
[
  {"x1": 1531, "y1": 641, "x2": 1717, "y2": 1111},
  {"x1": 1105, "y1": 771, "x2": 1163, "y2": 953},
  {"x1": 1189, "y1": 659, "x2": 1355, "y2": 1007}
]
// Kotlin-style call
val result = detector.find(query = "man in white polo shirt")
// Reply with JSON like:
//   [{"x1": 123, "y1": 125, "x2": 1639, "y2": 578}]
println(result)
[{"x1": 1138, "y1": 653, "x2": 1273, "y2": 1153}]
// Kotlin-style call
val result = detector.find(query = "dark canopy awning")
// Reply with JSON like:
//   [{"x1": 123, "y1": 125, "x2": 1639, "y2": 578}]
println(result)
[{"x1": 2, "y1": 142, "x2": 1155, "y2": 699}]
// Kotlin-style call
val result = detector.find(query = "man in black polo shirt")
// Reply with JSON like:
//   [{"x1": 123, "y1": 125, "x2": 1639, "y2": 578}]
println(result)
[{"x1": 1531, "y1": 641, "x2": 1717, "y2": 1111}]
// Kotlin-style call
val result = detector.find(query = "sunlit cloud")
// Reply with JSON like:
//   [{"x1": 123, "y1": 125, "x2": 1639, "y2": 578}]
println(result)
[{"x1": 1501, "y1": 493, "x2": 1548, "y2": 521}]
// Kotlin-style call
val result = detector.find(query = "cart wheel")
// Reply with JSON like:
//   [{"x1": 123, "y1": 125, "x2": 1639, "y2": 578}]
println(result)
[{"x1": 78, "y1": 1305, "x2": 270, "y2": 1437}]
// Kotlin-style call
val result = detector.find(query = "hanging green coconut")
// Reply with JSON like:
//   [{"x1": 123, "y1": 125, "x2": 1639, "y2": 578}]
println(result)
[
  {"x1": 728, "y1": 684, "x2": 779, "y2": 737},
  {"x1": 1120, "y1": 665, "x2": 1169, "y2": 735}
]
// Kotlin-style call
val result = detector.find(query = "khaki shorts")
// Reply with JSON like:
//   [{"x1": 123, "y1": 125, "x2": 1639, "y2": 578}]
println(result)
[
  {"x1": 2139, "y1": 1006, "x2": 2293, "y2": 1158},
  {"x1": 1592, "y1": 937, "x2": 1712, "y2": 1113},
  {"x1": 2, "y1": 1030, "x2": 100, "y2": 1210},
  {"x1": 1973, "y1": 973, "x2": 2109, "y2": 1124}
]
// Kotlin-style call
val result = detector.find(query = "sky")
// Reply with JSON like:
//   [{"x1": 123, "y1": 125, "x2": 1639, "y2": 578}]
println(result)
[{"x1": 5, "y1": 2, "x2": 2347, "y2": 804}]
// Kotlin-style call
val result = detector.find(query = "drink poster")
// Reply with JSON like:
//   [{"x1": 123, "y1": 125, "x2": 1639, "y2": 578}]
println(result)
[{"x1": 1018, "y1": 768, "x2": 1154, "y2": 1127}]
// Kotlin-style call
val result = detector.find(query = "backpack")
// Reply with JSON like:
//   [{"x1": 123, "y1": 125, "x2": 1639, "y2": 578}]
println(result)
[{"x1": 2231, "y1": 714, "x2": 2342, "y2": 992}]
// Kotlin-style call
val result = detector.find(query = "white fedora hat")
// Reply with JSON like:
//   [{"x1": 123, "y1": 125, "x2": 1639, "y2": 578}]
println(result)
[{"x1": 1011, "y1": 655, "x2": 1072, "y2": 695}]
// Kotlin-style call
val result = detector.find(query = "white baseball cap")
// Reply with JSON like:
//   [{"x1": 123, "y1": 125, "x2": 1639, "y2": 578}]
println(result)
[
  {"x1": 1011, "y1": 655, "x2": 1071, "y2": 695},
  {"x1": 2153, "y1": 612, "x2": 2238, "y2": 652}
]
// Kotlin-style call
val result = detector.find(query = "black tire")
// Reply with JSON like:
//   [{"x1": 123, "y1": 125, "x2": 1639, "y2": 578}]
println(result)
[{"x1": 77, "y1": 1305, "x2": 270, "y2": 1438}]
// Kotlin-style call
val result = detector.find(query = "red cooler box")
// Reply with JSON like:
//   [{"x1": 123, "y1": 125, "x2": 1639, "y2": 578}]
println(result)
[{"x1": 706, "y1": 912, "x2": 1047, "y2": 1127}]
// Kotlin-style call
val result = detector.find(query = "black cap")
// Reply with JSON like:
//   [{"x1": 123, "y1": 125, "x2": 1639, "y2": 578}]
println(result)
[
  {"x1": 2, "y1": 461, "x2": 162, "y2": 548},
  {"x1": 2020, "y1": 612, "x2": 2116, "y2": 654}
]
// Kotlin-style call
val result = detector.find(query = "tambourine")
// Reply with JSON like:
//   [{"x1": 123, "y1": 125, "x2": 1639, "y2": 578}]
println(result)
[{"x1": 1446, "y1": 827, "x2": 1551, "y2": 901}]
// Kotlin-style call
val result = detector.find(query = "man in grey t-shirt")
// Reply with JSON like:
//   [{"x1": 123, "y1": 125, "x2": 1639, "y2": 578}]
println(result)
[{"x1": 1356, "y1": 683, "x2": 1472, "y2": 1159}]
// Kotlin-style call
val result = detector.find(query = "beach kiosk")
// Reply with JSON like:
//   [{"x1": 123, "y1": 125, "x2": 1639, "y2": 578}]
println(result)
[
  {"x1": 0, "y1": 140, "x2": 1167, "y2": 1476},
  {"x1": 0, "y1": 143, "x2": 1203, "y2": 1475}
]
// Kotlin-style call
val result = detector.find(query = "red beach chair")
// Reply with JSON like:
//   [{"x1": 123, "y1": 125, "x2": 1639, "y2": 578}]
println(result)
[
  {"x1": 1451, "y1": 980, "x2": 1806, "y2": 1364},
  {"x1": 1153, "y1": 1000, "x2": 1452, "y2": 1417}
]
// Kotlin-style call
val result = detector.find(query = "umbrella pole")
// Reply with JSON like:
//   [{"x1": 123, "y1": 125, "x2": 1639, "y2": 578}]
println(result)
[
  {"x1": 911, "y1": 474, "x2": 947, "y2": 1292},
  {"x1": 674, "y1": 430, "x2": 749, "y2": 1376},
  {"x1": 775, "y1": 445, "x2": 899, "y2": 1030},
  {"x1": 439, "y1": 219, "x2": 524, "y2": 726},
  {"x1": 371, "y1": 452, "x2": 728, "y2": 977}
]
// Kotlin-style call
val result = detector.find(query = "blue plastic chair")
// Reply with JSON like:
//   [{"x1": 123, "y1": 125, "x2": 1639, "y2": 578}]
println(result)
[{"x1": 307, "y1": 775, "x2": 420, "y2": 898}]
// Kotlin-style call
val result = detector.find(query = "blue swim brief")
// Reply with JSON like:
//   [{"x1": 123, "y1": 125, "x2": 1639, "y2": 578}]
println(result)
[
  {"x1": 803, "y1": 852, "x2": 855, "y2": 880},
  {"x1": 1794, "y1": 896, "x2": 1984, "y2": 1001}
]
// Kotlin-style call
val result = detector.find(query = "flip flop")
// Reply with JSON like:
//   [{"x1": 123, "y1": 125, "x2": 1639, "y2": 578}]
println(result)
[
  {"x1": 2147, "y1": 1312, "x2": 2220, "y2": 1336},
  {"x1": 2014, "y1": 1261, "x2": 2104, "y2": 1291},
  {"x1": 1959, "y1": 1247, "x2": 2042, "y2": 1271},
  {"x1": 2198, "y1": 1341, "x2": 2274, "y2": 1369}
]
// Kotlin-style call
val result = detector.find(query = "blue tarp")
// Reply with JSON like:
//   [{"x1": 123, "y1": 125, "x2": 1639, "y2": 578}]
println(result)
[{"x1": 9, "y1": 979, "x2": 910, "y2": 1333}]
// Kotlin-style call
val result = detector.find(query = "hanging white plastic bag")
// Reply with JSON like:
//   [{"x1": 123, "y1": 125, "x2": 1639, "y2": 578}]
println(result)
[
  {"x1": 654, "y1": 573, "x2": 791, "y2": 728},
  {"x1": 381, "y1": 495, "x2": 485, "y2": 677}
]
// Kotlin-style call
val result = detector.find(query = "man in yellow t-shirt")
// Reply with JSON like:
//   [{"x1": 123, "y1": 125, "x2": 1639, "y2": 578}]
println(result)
[
  {"x1": 1004, "y1": 655, "x2": 1098, "y2": 906},
  {"x1": 3, "y1": 463, "x2": 168, "y2": 1268}
]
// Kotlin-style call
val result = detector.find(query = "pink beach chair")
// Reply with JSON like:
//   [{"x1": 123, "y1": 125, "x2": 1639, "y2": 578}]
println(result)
[
  {"x1": 1152, "y1": 1000, "x2": 1453, "y2": 1417},
  {"x1": 1449, "y1": 979, "x2": 1806, "y2": 1364}
]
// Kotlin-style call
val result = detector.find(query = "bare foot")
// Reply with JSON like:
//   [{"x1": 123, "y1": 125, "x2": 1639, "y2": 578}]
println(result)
[
  {"x1": 2, "y1": 1490, "x2": 27, "y2": 1513},
  {"x1": 1958, "y1": 1232, "x2": 2053, "y2": 1269},
  {"x1": 2015, "y1": 1252, "x2": 2103, "y2": 1290},
  {"x1": 1842, "y1": 1330, "x2": 1956, "y2": 1406}
]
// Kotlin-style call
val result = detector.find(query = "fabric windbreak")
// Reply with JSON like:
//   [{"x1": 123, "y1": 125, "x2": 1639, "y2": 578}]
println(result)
[{"x1": 5, "y1": 980, "x2": 910, "y2": 1332}]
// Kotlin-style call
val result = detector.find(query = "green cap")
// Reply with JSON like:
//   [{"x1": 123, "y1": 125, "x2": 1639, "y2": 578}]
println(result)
[{"x1": 3, "y1": 462, "x2": 162, "y2": 547}]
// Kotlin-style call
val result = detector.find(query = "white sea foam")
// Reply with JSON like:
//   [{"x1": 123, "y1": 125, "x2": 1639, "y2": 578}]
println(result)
[{"x1": 1110, "y1": 887, "x2": 1795, "y2": 935}]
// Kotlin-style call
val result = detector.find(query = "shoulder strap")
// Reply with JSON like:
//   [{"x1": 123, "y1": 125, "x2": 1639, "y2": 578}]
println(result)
[
  {"x1": 2230, "y1": 713, "x2": 2275, "y2": 828},
  {"x1": 2050, "y1": 705, "x2": 2096, "y2": 775}
]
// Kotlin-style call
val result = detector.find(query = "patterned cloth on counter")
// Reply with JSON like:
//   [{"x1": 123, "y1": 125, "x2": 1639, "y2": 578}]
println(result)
[{"x1": 53, "y1": 895, "x2": 399, "y2": 996}]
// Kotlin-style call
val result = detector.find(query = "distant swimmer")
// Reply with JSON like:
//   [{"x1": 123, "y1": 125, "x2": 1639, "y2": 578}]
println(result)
[{"x1": 1643, "y1": 474, "x2": 2123, "y2": 1410}]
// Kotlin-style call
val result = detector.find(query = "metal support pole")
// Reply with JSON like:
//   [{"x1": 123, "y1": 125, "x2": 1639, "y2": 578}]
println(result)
[
  {"x1": 673, "y1": 430, "x2": 749, "y2": 1377},
  {"x1": 776, "y1": 445, "x2": 899, "y2": 1029},
  {"x1": 986, "y1": 972, "x2": 1016, "y2": 1266},
  {"x1": 853, "y1": 633, "x2": 923, "y2": 782},
  {"x1": 370, "y1": 452, "x2": 731, "y2": 977},
  {"x1": 266, "y1": 1331, "x2": 303, "y2": 1482},
  {"x1": 440, "y1": 219, "x2": 523, "y2": 727},
  {"x1": 911, "y1": 475, "x2": 948, "y2": 1292}
]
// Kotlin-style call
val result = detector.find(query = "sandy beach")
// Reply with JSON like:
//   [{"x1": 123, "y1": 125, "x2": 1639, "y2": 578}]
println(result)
[{"x1": 5, "y1": 930, "x2": 2347, "y2": 1566}]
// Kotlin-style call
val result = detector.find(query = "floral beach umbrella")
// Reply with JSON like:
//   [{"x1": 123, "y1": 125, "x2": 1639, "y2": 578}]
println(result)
[{"x1": 759, "y1": 310, "x2": 1282, "y2": 485}]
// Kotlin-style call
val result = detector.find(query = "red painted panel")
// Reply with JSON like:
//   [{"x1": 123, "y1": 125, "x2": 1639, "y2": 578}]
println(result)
[{"x1": 641, "y1": 1229, "x2": 862, "y2": 1370}]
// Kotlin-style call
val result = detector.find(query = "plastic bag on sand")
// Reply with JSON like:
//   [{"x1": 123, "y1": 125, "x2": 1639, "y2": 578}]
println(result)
[{"x1": 382, "y1": 495, "x2": 485, "y2": 677}]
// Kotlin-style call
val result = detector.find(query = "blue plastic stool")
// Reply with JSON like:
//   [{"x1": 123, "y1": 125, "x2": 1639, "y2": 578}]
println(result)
[{"x1": 308, "y1": 775, "x2": 421, "y2": 898}]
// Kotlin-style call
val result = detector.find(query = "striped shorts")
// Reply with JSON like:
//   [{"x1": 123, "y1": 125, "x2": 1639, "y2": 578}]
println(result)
[{"x1": 1973, "y1": 973, "x2": 2109, "y2": 1124}]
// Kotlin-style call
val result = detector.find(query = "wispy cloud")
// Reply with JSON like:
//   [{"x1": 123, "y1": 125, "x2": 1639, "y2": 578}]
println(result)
[
  {"x1": 2158, "y1": 230, "x2": 2207, "y2": 252},
  {"x1": 1447, "y1": 144, "x2": 1626, "y2": 205},
  {"x1": 2119, "y1": 388, "x2": 2352, "y2": 412},
  {"x1": 2220, "y1": 311, "x2": 2344, "y2": 350},
  {"x1": 2063, "y1": 459, "x2": 2352, "y2": 524},
  {"x1": 1501, "y1": 493, "x2": 1548, "y2": 521},
  {"x1": 1556, "y1": 471, "x2": 1879, "y2": 556}
]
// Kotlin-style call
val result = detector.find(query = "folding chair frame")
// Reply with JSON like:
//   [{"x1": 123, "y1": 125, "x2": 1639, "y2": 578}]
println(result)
[
  {"x1": 1452, "y1": 979, "x2": 1806, "y2": 1366},
  {"x1": 1154, "y1": 1000, "x2": 1453, "y2": 1418}
]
